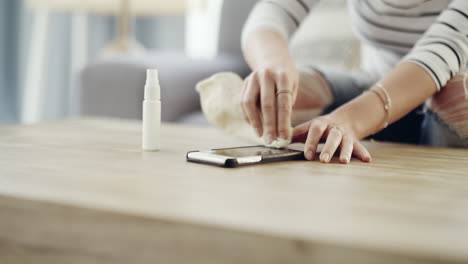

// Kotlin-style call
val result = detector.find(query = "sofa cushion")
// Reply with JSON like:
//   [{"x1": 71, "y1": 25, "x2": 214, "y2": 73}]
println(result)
[{"x1": 80, "y1": 51, "x2": 249, "y2": 121}]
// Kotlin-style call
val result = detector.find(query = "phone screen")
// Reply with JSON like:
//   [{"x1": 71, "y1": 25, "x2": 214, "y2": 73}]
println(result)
[{"x1": 210, "y1": 146, "x2": 299, "y2": 157}]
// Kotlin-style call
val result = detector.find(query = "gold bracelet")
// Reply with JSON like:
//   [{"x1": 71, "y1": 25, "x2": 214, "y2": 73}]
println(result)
[{"x1": 368, "y1": 82, "x2": 392, "y2": 129}]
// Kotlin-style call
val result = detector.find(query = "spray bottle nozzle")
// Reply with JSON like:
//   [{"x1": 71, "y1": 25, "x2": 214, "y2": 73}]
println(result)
[{"x1": 144, "y1": 69, "x2": 160, "y2": 100}]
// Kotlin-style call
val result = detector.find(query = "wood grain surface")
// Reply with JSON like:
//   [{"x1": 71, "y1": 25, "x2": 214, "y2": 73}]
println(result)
[{"x1": 0, "y1": 118, "x2": 467, "y2": 264}]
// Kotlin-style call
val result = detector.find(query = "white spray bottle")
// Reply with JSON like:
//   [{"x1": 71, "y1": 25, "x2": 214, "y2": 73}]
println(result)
[{"x1": 142, "y1": 69, "x2": 161, "y2": 151}]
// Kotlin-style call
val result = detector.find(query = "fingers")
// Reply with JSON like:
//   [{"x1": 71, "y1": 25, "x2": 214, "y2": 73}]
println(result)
[
  {"x1": 353, "y1": 141, "x2": 372, "y2": 162},
  {"x1": 320, "y1": 127, "x2": 343, "y2": 163},
  {"x1": 321, "y1": 131, "x2": 372, "y2": 163},
  {"x1": 241, "y1": 73, "x2": 263, "y2": 137},
  {"x1": 304, "y1": 120, "x2": 327, "y2": 161},
  {"x1": 242, "y1": 68, "x2": 297, "y2": 141},
  {"x1": 339, "y1": 134, "x2": 354, "y2": 164},
  {"x1": 259, "y1": 70, "x2": 277, "y2": 144},
  {"x1": 295, "y1": 117, "x2": 372, "y2": 164},
  {"x1": 276, "y1": 73, "x2": 293, "y2": 139}
]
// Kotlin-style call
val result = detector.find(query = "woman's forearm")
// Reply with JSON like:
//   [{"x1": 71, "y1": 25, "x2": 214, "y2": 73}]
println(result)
[
  {"x1": 243, "y1": 29, "x2": 295, "y2": 70},
  {"x1": 331, "y1": 62, "x2": 438, "y2": 139}
]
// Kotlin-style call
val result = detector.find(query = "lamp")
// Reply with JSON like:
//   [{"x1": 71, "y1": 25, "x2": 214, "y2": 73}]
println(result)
[
  {"x1": 103, "y1": 0, "x2": 145, "y2": 54},
  {"x1": 27, "y1": 0, "x2": 187, "y2": 15},
  {"x1": 26, "y1": 0, "x2": 187, "y2": 54}
]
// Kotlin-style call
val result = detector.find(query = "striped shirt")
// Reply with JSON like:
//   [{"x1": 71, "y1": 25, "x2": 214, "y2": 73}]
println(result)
[{"x1": 242, "y1": 0, "x2": 468, "y2": 91}]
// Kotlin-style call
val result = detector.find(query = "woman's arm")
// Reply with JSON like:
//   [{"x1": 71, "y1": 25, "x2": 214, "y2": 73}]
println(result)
[
  {"x1": 241, "y1": 29, "x2": 299, "y2": 142},
  {"x1": 243, "y1": 29, "x2": 294, "y2": 74},
  {"x1": 404, "y1": 0, "x2": 468, "y2": 91},
  {"x1": 293, "y1": 62, "x2": 437, "y2": 164},
  {"x1": 293, "y1": 0, "x2": 468, "y2": 164},
  {"x1": 336, "y1": 62, "x2": 437, "y2": 139},
  {"x1": 241, "y1": 0, "x2": 319, "y2": 144}
]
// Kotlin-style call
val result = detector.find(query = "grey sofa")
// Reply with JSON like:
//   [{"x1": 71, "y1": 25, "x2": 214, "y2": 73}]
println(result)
[{"x1": 80, "y1": 1, "x2": 257, "y2": 123}]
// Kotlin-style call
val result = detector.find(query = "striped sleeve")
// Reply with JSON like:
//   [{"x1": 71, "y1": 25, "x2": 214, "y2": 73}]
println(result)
[
  {"x1": 241, "y1": 0, "x2": 318, "y2": 49},
  {"x1": 403, "y1": 0, "x2": 468, "y2": 91}
]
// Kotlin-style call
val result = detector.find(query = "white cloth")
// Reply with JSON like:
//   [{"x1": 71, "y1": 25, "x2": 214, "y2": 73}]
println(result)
[{"x1": 196, "y1": 72, "x2": 292, "y2": 148}]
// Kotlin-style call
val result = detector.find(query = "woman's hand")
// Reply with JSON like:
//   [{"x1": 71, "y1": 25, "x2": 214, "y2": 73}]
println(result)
[
  {"x1": 241, "y1": 65, "x2": 299, "y2": 144},
  {"x1": 292, "y1": 115, "x2": 372, "y2": 164}
]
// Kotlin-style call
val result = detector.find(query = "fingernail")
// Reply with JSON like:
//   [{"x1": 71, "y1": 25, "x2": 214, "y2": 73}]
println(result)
[
  {"x1": 279, "y1": 131, "x2": 287, "y2": 139},
  {"x1": 305, "y1": 151, "x2": 313, "y2": 160},
  {"x1": 254, "y1": 127, "x2": 262, "y2": 137},
  {"x1": 265, "y1": 134, "x2": 274, "y2": 144},
  {"x1": 321, "y1": 153, "x2": 330, "y2": 163}
]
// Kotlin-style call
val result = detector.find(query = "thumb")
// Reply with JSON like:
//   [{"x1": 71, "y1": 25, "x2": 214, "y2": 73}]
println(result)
[{"x1": 292, "y1": 121, "x2": 310, "y2": 143}]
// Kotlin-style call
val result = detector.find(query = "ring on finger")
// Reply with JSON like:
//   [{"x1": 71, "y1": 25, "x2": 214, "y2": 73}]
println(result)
[
  {"x1": 330, "y1": 124, "x2": 344, "y2": 134},
  {"x1": 276, "y1": 89, "x2": 293, "y2": 96}
]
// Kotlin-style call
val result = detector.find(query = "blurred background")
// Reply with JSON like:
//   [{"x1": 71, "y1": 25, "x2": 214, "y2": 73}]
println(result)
[{"x1": 0, "y1": 0, "x2": 358, "y2": 125}]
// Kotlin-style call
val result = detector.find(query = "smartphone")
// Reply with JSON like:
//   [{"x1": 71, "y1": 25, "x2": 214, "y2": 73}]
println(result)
[{"x1": 186, "y1": 146, "x2": 305, "y2": 168}]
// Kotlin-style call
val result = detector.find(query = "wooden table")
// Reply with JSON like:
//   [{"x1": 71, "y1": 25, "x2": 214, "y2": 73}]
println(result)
[{"x1": 0, "y1": 118, "x2": 467, "y2": 264}]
